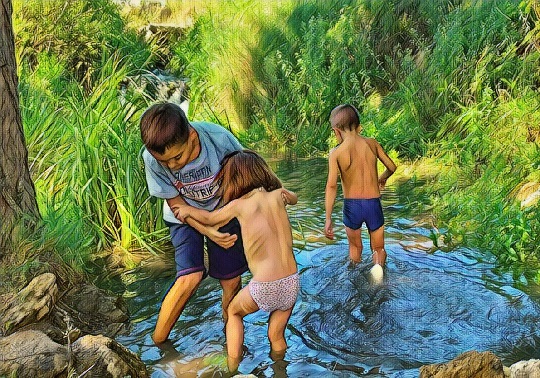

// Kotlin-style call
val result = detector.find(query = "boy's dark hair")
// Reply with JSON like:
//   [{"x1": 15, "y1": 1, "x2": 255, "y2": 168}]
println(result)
[
  {"x1": 216, "y1": 150, "x2": 282, "y2": 205},
  {"x1": 331, "y1": 103, "x2": 361, "y2": 131},
  {"x1": 140, "y1": 102, "x2": 190, "y2": 154}
]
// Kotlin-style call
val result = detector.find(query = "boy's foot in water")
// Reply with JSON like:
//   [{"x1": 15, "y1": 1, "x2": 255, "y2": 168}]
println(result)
[{"x1": 370, "y1": 263, "x2": 384, "y2": 283}]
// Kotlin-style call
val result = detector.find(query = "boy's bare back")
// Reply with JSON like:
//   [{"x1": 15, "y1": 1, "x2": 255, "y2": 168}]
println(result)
[
  {"x1": 330, "y1": 135, "x2": 383, "y2": 199},
  {"x1": 327, "y1": 104, "x2": 396, "y2": 200}
]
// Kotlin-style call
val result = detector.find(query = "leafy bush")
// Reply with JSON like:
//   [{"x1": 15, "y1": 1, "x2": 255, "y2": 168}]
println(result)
[
  {"x1": 12, "y1": 0, "x2": 540, "y2": 275},
  {"x1": 14, "y1": 0, "x2": 151, "y2": 89}
]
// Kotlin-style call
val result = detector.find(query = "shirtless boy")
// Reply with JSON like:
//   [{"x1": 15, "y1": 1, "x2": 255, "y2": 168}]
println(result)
[{"x1": 324, "y1": 104, "x2": 396, "y2": 270}]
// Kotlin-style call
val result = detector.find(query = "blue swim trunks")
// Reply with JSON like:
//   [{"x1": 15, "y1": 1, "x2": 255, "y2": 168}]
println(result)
[
  {"x1": 343, "y1": 198, "x2": 384, "y2": 231},
  {"x1": 165, "y1": 218, "x2": 248, "y2": 280}
]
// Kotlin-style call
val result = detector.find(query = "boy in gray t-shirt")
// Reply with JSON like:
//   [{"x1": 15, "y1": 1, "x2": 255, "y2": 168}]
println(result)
[{"x1": 140, "y1": 102, "x2": 248, "y2": 344}]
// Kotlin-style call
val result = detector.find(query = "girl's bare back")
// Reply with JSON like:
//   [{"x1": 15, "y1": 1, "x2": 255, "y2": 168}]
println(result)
[{"x1": 232, "y1": 188, "x2": 297, "y2": 282}]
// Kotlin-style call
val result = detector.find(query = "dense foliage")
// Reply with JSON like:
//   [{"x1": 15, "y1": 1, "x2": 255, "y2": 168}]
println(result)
[{"x1": 10, "y1": 0, "x2": 540, "y2": 281}]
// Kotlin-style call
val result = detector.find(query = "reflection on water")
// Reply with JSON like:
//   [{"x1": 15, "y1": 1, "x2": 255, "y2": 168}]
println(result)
[{"x1": 117, "y1": 158, "x2": 540, "y2": 377}]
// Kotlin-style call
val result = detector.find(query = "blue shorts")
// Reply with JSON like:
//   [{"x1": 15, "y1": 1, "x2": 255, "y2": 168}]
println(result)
[
  {"x1": 343, "y1": 198, "x2": 384, "y2": 232},
  {"x1": 165, "y1": 218, "x2": 248, "y2": 280}
]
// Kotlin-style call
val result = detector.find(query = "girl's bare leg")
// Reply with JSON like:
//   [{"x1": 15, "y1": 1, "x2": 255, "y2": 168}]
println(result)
[
  {"x1": 267, "y1": 306, "x2": 293, "y2": 355},
  {"x1": 219, "y1": 275, "x2": 241, "y2": 323},
  {"x1": 226, "y1": 286, "x2": 258, "y2": 372},
  {"x1": 345, "y1": 226, "x2": 363, "y2": 262}
]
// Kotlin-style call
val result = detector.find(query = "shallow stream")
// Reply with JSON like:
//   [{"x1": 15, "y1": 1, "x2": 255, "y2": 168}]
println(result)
[{"x1": 116, "y1": 157, "x2": 540, "y2": 377}]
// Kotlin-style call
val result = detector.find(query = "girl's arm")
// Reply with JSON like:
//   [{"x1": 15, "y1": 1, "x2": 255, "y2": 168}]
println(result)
[
  {"x1": 167, "y1": 197, "x2": 237, "y2": 248},
  {"x1": 281, "y1": 188, "x2": 298, "y2": 205},
  {"x1": 188, "y1": 215, "x2": 237, "y2": 248},
  {"x1": 173, "y1": 200, "x2": 239, "y2": 228}
]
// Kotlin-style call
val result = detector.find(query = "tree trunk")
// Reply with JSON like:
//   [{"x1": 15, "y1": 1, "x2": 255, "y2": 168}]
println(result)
[{"x1": 0, "y1": 0, "x2": 40, "y2": 254}]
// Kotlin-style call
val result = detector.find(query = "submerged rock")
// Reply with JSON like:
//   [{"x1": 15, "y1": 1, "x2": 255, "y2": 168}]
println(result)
[
  {"x1": 60, "y1": 283, "x2": 129, "y2": 337},
  {"x1": 369, "y1": 263, "x2": 384, "y2": 283}
]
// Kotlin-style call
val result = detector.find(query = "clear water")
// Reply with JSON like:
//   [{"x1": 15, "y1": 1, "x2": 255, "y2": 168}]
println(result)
[{"x1": 116, "y1": 157, "x2": 540, "y2": 377}]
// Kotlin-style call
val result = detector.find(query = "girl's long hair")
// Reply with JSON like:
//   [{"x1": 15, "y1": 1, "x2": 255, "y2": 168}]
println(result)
[{"x1": 216, "y1": 150, "x2": 282, "y2": 205}]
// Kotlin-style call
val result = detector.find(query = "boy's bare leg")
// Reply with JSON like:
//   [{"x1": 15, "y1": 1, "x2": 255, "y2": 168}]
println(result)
[
  {"x1": 220, "y1": 276, "x2": 242, "y2": 323},
  {"x1": 267, "y1": 307, "x2": 293, "y2": 355},
  {"x1": 153, "y1": 271, "x2": 203, "y2": 344},
  {"x1": 369, "y1": 226, "x2": 387, "y2": 266},
  {"x1": 345, "y1": 226, "x2": 363, "y2": 262},
  {"x1": 269, "y1": 348, "x2": 286, "y2": 361},
  {"x1": 226, "y1": 286, "x2": 258, "y2": 372}
]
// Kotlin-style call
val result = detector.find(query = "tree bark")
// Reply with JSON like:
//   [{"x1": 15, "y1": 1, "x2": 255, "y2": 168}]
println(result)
[{"x1": 0, "y1": 0, "x2": 40, "y2": 254}]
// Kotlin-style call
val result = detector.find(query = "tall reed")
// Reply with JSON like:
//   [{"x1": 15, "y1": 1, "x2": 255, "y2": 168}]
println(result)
[{"x1": 20, "y1": 53, "x2": 169, "y2": 272}]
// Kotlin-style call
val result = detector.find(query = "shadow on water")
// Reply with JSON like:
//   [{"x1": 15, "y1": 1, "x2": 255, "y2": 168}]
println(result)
[{"x1": 116, "y1": 158, "x2": 540, "y2": 377}]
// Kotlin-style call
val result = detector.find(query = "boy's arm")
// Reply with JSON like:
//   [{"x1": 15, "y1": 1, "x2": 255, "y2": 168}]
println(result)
[
  {"x1": 324, "y1": 152, "x2": 339, "y2": 240},
  {"x1": 167, "y1": 196, "x2": 237, "y2": 248},
  {"x1": 376, "y1": 142, "x2": 397, "y2": 189}
]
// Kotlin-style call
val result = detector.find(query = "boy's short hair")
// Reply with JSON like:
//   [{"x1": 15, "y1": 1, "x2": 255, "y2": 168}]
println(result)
[
  {"x1": 330, "y1": 104, "x2": 361, "y2": 131},
  {"x1": 140, "y1": 102, "x2": 190, "y2": 154}
]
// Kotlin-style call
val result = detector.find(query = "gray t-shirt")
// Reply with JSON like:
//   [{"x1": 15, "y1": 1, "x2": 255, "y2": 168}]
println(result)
[{"x1": 143, "y1": 121, "x2": 242, "y2": 224}]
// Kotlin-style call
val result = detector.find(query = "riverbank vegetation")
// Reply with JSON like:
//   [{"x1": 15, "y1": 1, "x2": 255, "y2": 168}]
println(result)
[{"x1": 5, "y1": 0, "x2": 539, "y2": 288}]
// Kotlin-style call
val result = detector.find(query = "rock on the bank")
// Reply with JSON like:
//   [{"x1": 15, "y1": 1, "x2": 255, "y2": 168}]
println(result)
[
  {"x1": 71, "y1": 334, "x2": 148, "y2": 378},
  {"x1": 0, "y1": 273, "x2": 148, "y2": 377},
  {"x1": 1, "y1": 273, "x2": 57, "y2": 335},
  {"x1": 509, "y1": 359, "x2": 540, "y2": 378},
  {"x1": 0, "y1": 330, "x2": 68, "y2": 377},
  {"x1": 419, "y1": 350, "x2": 505, "y2": 378}
]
